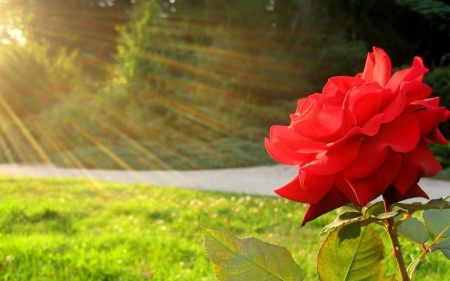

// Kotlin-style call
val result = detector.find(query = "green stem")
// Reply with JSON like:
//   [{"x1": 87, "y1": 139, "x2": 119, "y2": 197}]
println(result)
[{"x1": 384, "y1": 201, "x2": 410, "y2": 281}]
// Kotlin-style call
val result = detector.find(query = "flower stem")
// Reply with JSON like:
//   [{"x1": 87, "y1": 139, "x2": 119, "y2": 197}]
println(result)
[
  {"x1": 386, "y1": 216, "x2": 410, "y2": 281},
  {"x1": 383, "y1": 199, "x2": 410, "y2": 281}
]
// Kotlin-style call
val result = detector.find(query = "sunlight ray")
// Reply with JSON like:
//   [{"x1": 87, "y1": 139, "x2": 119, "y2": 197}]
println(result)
[
  {"x1": 0, "y1": 94, "x2": 51, "y2": 164},
  {"x1": 70, "y1": 121, "x2": 134, "y2": 171}
]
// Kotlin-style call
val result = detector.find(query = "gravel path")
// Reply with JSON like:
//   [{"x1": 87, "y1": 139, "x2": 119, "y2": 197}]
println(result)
[{"x1": 0, "y1": 163, "x2": 449, "y2": 201}]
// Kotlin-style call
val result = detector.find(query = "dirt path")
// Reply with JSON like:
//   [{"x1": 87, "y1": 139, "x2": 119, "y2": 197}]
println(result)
[{"x1": 0, "y1": 163, "x2": 449, "y2": 201}]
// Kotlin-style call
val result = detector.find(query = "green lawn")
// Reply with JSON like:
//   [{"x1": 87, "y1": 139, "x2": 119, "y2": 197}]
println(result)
[{"x1": 0, "y1": 176, "x2": 448, "y2": 280}]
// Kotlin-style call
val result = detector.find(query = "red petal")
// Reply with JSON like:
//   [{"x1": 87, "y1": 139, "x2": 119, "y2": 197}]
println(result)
[
  {"x1": 322, "y1": 76, "x2": 365, "y2": 106},
  {"x1": 292, "y1": 104, "x2": 344, "y2": 142},
  {"x1": 345, "y1": 149, "x2": 402, "y2": 206},
  {"x1": 327, "y1": 113, "x2": 383, "y2": 149},
  {"x1": 360, "y1": 47, "x2": 392, "y2": 87},
  {"x1": 414, "y1": 97, "x2": 440, "y2": 108},
  {"x1": 383, "y1": 183, "x2": 429, "y2": 208},
  {"x1": 381, "y1": 89, "x2": 406, "y2": 123},
  {"x1": 265, "y1": 138, "x2": 304, "y2": 165},
  {"x1": 376, "y1": 114, "x2": 420, "y2": 153},
  {"x1": 301, "y1": 186, "x2": 351, "y2": 226},
  {"x1": 274, "y1": 174, "x2": 334, "y2": 204},
  {"x1": 294, "y1": 94, "x2": 321, "y2": 117},
  {"x1": 344, "y1": 83, "x2": 383, "y2": 126},
  {"x1": 300, "y1": 169, "x2": 336, "y2": 192},
  {"x1": 412, "y1": 56, "x2": 425, "y2": 81},
  {"x1": 402, "y1": 80, "x2": 432, "y2": 104},
  {"x1": 413, "y1": 108, "x2": 447, "y2": 135},
  {"x1": 302, "y1": 140, "x2": 361, "y2": 175},
  {"x1": 270, "y1": 126, "x2": 326, "y2": 153},
  {"x1": 392, "y1": 141, "x2": 442, "y2": 194},
  {"x1": 427, "y1": 128, "x2": 448, "y2": 145},
  {"x1": 345, "y1": 139, "x2": 387, "y2": 179},
  {"x1": 385, "y1": 65, "x2": 428, "y2": 94}
]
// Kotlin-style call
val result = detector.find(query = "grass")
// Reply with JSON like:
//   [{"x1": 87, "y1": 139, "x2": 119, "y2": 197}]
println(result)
[{"x1": 0, "y1": 176, "x2": 449, "y2": 280}]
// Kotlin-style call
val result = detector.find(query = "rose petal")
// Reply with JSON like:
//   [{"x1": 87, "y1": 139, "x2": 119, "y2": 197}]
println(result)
[
  {"x1": 413, "y1": 108, "x2": 447, "y2": 135},
  {"x1": 322, "y1": 76, "x2": 365, "y2": 106},
  {"x1": 301, "y1": 186, "x2": 351, "y2": 226},
  {"x1": 344, "y1": 139, "x2": 387, "y2": 179},
  {"x1": 402, "y1": 79, "x2": 432, "y2": 105},
  {"x1": 302, "y1": 140, "x2": 361, "y2": 175},
  {"x1": 299, "y1": 169, "x2": 336, "y2": 192},
  {"x1": 376, "y1": 114, "x2": 420, "y2": 153},
  {"x1": 412, "y1": 56, "x2": 425, "y2": 81},
  {"x1": 344, "y1": 83, "x2": 383, "y2": 126},
  {"x1": 270, "y1": 126, "x2": 326, "y2": 153},
  {"x1": 293, "y1": 94, "x2": 321, "y2": 118},
  {"x1": 414, "y1": 97, "x2": 441, "y2": 108},
  {"x1": 392, "y1": 140, "x2": 442, "y2": 194},
  {"x1": 265, "y1": 138, "x2": 305, "y2": 165},
  {"x1": 381, "y1": 89, "x2": 406, "y2": 123},
  {"x1": 329, "y1": 113, "x2": 384, "y2": 149},
  {"x1": 383, "y1": 183, "x2": 429, "y2": 208},
  {"x1": 274, "y1": 173, "x2": 334, "y2": 205},
  {"x1": 385, "y1": 65, "x2": 428, "y2": 94},
  {"x1": 291, "y1": 104, "x2": 344, "y2": 142},
  {"x1": 344, "y1": 114, "x2": 420, "y2": 183},
  {"x1": 335, "y1": 172, "x2": 359, "y2": 204},
  {"x1": 426, "y1": 128, "x2": 448, "y2": 145},
  {"x1": 359, "y1": 47, "x2": 392, "y2": 87},
  {"x1": 345, "y1": 149, "x2": 402, "y2": 206}
]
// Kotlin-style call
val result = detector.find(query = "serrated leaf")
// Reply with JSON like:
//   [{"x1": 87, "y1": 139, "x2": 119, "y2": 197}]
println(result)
[
  {"x1": 422, "y1": 209, "x2": 450, "y2": 238},
  {"x1": 365, "y1": 201, "x2": 385, "y2": 216},
  {"x1": 397, "y1": 217, "x2": 429, "y2": 244},
  {"x1": 346, "y1": 203, "x2": 363, "y2": 211},
  {"x1": 374, "y1": 210, "x2": 403, "y2": 220},
  {"x1": 380, "y1": 274, "x2": 397, "y2": 281},
  {"x1": 395, "y1": 197, "x2": 450, "y2": 211},
  {"x1": 203, "y1": 228, "x2": 303, "y2": 281},
  {"x1": 317, "y1": 223, "x2": 385, "y2": 281},
  {"x1": 430, "y1": 238, "x2": 450, "y2": 259},
  {"x1": 321, "y1": 210, "x2": 403, "y2": 235},
  {"x1": 320, "y1": 211, "x2": 362, "y2": 234}
]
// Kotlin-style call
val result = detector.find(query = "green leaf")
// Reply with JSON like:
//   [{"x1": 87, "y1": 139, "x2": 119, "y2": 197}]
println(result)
[
  {"x1": 397, "y1": 217, "x2": 429, "y2": 244},
  {"x1": 203, "y1": 228, "x2": 303, "y2": 281},
  {"x1": 317, "y1": 223, "x2": 385, "y2": 281},
  {"x1": 380, "y1": 274, "x2": 397, "y2": 281},
  {"x1": 422, "y1": 209, "x2": 450, "y2": 237},
  {"x1": 365, "y1": 201, "x2": 385, "y2": 216},
  {"x1": 321, "y1": 210, "x2": 403, "y2": 235},
  {"x1": 374, "y1": 210, "x2": 403, "y2": 220},
  {"x1": 395, "y1": 197, "x2": 450, "y2": 212},
  {"x1": 430, "y1": 238, "x2": 450, "y2": 259},
  {"x1": 320, "y1": 211, "x2": 362, "y2": 234}
]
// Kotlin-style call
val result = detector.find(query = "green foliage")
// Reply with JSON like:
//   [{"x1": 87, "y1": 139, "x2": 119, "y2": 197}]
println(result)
[
  {"x1": 317, "y1": 224, "x2": 387, "y2": 281},
  {"x1": 203, "y1": 228, "x2": 303, "y2": 281},
  {"x1": 0, "y1": 176, "x2": 320, "y2": 280},
  {"x1": 0, "y1": 42, "x2": 80, "y2": 117},
  {"x1": 395, "y1": 0, "x2": 450, "y2": 35},
  {"x1": 395, "y1": 197, "x2": 450, "y2": 212},
  {"x1": 431, "y1": 238, "x2": 450, "y2": 259},
  {"x1": 1, "y1": 177, "x2": 450, "y2": 280},
  {"x1": 422, "y1": 209, "x2": 450, "y2": 237},
  {"x1": 397, "y1": 217, "x2": 429, "y2": 244}
]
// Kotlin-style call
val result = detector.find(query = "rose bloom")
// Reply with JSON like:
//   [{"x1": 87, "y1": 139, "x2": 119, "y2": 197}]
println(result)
[{"x1": 265, "y1": 47, "x2": 450, "y2": 226}]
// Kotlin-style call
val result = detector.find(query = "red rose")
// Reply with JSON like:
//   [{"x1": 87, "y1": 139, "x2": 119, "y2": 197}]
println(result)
[{"x1": 265, "y1": 47, "x2": 450, "y2": 226}]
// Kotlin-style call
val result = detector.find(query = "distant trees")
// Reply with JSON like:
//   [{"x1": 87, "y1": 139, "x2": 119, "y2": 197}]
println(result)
[{"x1": 1, "y1": 0, "x2": 450, "y2": 168}]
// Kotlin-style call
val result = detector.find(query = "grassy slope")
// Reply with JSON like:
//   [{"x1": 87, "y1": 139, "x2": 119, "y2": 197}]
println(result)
[{"x1": 0, "y1": 176, "x2": 448, "y2": 280}]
